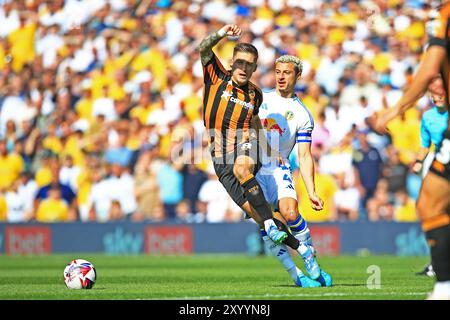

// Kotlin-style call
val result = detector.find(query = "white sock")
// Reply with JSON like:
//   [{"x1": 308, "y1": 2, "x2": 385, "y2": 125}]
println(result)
[
  {"x1": 262, "y1": 235, "x2": 298, "y2": 282},
  {"x1": 433, "y1": 281, "x2": 450, "y2": 296},
  {"x1": 296, "y1": 241, "x2": 310, "y2": 257},
  {"x1": 293, "y1": 227, "x2": 315, "y2": 256},
  {"x1": 263, "y1": 219, "x2": 276, "y2": 233}
]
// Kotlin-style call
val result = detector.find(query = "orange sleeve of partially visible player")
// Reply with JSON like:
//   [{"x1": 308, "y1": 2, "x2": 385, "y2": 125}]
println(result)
[{"x1": 428, "y1": 2, "x2": 450, "y2": 48}]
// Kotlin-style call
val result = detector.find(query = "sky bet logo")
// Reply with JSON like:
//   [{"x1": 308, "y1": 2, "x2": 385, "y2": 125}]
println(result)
[{"x1": 221, "y1": 90, "x2": 254, "y2": 110}]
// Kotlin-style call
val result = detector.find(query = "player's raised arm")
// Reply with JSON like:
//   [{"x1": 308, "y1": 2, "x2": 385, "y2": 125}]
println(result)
[
  {"x1": 199, "y1": 24, "x2": 242, "y2": 66},
  {"x1": 369, "y1": 41, "x2": 446, "y2": 134}
]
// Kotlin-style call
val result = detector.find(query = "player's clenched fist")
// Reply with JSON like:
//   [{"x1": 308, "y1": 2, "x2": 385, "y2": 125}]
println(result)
[{"x1": 218, "y1": 24, "x2": 242, "y2": 39}]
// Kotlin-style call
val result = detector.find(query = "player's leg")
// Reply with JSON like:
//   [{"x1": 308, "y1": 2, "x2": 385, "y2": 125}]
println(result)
[
  {"x1": 233, "y1": 154, "x2": 287, "y2": 244},
  {"x1": 278, "y1": 197, "x2": 332, "y2": 286},
  {"x1": 272, "y1": 164, "x2": 329, "y2": 283},
  {"x1": 252, "y1": 173, "x2": 320, "y2": 287},
  {"x1": 417, "y1": 167, "x2": 450, "y2": 299},
  {"x1": 212, "y1": 156, "x2": 287, "y2": 243},
  {"x1": 259, "y1": 228, "x2": 320, "y2": 288}
]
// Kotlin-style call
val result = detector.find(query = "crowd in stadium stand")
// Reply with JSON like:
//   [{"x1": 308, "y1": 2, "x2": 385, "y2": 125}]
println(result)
[{"x1": 0, "y1": 0, "x2": 438, "y2": 223}]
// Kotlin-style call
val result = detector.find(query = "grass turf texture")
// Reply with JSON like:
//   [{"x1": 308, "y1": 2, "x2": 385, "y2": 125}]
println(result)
[{"x1": 0, "y1": 254, "x2": 434, "y2": 300}]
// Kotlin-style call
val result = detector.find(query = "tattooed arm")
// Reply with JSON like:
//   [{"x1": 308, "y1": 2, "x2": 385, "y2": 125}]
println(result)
[{"x1": 199, "y1": 25, "x2": 241, "y2": 66}]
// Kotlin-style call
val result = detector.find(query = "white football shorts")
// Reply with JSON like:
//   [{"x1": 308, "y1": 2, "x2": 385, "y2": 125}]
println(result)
[{"x1": 256, "y1": 162, "x2": 297, "y2": 207}]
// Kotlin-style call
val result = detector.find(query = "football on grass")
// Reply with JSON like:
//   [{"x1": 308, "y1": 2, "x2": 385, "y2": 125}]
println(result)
[{"x1": 63, "y1": 259, "x2": 96, "y2": 289}]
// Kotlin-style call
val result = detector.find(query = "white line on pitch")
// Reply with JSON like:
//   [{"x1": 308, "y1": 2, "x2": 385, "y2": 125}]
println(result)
[{"x1": 144, "y1": 291, "x2": 429, "y2": 300}]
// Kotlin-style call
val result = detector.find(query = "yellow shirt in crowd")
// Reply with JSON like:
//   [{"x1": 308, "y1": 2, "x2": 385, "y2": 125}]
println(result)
[
  {"x1": 0, "y1": 153, "x2": 24, "y2": 190},
  {"x1": 131, "y1": 48, "x2": 167, "y2": 91},
  {"x1": 8, "y1": 22, "x2": 36, "y2": 72},
  {"x1": 35, "y1": 166, "x2": 53, "y2": 187},
  {"x1": 42, "y1": 136, "x2": 63, "y2": 155},
  {"x1": 0, "y1": 194, "x2": 7, "y2": 221},
  {"x1": 75, "y1": 98, "x2": 94, "y2": 122},
  {"x1": 297, "y1": 172, "x2": 338, "y2": 222},
  {"x1": 36, "y1": 198, "x2": 69, "y2": 222},
  {"x1": 387, "y1": 111, "x2": 420, "y2": 164},
  {"x1": 394, "y1": 199, "x2": 417, "y2": 222}
]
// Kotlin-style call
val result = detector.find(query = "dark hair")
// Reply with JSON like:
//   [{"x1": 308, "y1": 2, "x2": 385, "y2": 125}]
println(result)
[{"x1": 233, "y1": 43, "x2": 258, "y2": 61}]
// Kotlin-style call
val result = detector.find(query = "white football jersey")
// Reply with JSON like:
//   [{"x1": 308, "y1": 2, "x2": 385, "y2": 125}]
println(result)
[{"x1": 258, "y1": 89, "x2": 314, "y2": 166}]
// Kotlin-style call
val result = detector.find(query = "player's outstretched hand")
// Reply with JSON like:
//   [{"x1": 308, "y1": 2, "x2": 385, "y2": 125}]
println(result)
[
  {"x1": 218, "y1": 24, "x2": 242, "y2": 39},
  {"x1": 309, "y1": 193, "x2": 324, "y2": 211},
  {"x1": 367, "y1": 107, "x2": 398, "y2": 135}
]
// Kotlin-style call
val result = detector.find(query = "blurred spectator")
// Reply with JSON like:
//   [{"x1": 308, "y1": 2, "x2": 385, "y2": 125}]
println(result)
[
  {"x1": 174, "y1": 198, "x2": 197, "y2": 223},
  {"x1": 349, "y1": 95, "x2": 373, "y2": 129},
  {"x1": 319, "y1": 131, "x2": 354, "y2": 177},
  {"x1": 87, "y1": 164, "x2": 110, "y2": 222},
  {"x1": 35, "y1": 185, "x2": 70, "y2": 222},
  {"x1": 180, "y1": 163, "x2": 208, "y2": 213},
  {"x1": 5, "y1": 178, "x2": 28, "y2": 222},
  {"x1": 333, "y1": 172, "x2": 360, "y2": 221},
  {"x1": 157, "y1": 155, "x2": 183, "y2": 220},
  {"x1": 352, "y1": 129, "x2": 383, "y2": 208},
  {"x1": 311, "y1": 112, "x2": 331, "y2": 152},
  {"x1": 340, "y1": 63, "x2": 382, "y2": 111},
  {"x1": 105, "y1": 128, "x2": 133, "y2": 168},
  {"x1": 393, "y1": 188, "x2": 417, "y2": 222},
  {"x1": 133, "y1": 145, "x2": 162, "y2": 221},
  {"x1": 109, "y1": 200, "x2": 124, "y2": 221},
  {"x1": 382, "y1": 146, "x2": 409, "y2": 194},
  {"x1": 0, "y1": 1, "x2": 20, "y2": 38},
  {"x1": 92, "y1": 85, "x2": 117, "y2": 122},
  {"x1": 88, "y1": 161, "x2": 137, "y2": 221},
  {"x1": 151, "y1": 203, "x2": 167, "y2": 222},
  {"x1": 0, "y1": 139, "x2": 24, "y2": 191},
  {"x1": 323, "y1": 93, "x2": 353, "y2": 145},
  {"x1": 315, "y1": 44, "x2": 347, "y2": 96},
  {"x1": 34, "y1": 158, "x2": 77, "y2": 221},
  {"x1": 198, "y1": 165, "x2": 243, "y2": 223},
  {"x1": 0, "y1": 192, "x2": 6, "y2": 221},
  {"x1": 367, "y1": 178, "x2": 395, "y2": 221},
  {"x1": 2, "y1": 170, "x2": 35, "y2": 223},
  {"x1": 106, "y1": 163, "x2": 137, "y2": 219},
  {"x1": 59, "y1": 155, "x2": 81, "y2": 192},
  {"x1": 386, "y1": 111, "x2": 421, "y2": 165},
  {"x1": 17, "y1": 170, "x2": 38, "y2": 215}
]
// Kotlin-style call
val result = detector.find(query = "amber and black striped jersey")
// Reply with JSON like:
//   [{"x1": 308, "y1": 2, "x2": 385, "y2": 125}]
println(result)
[
  {"x1": 429, "y1": 1, "x2": 450, "y2": 47},
  {"x1": 202, "y1": 53, "x2": 263, "y2": 157},
  {"x1": 428, "y1": 1, "x2": 450, "y2": 105}
]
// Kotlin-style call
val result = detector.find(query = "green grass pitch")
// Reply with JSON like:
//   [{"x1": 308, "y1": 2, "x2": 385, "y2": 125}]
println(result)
[{"x1": 0, "y1": 254, "x2": 434, "y2": 300}]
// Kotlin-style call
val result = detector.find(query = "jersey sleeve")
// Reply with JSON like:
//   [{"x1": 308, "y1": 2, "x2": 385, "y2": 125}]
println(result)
[
  {"x1": 428, "y1": 3, "x2": 450, "y2": 48},
  {"x1": 202, "y1": 53, "x2": 229, "y2": 85},
  {"x1": 420, "y1": 116, "x2": 431, "y2": 148},
  {"x1": 296, "y1": 109, "x2": 314, "y2": 144}
]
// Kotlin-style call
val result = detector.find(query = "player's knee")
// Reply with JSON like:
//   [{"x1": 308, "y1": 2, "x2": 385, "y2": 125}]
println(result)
[{"x1": 279, "y1": 205, "x2": 298, "y2": 224}]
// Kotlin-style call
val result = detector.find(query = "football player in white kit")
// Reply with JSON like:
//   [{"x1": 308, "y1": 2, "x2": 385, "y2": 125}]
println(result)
[{"x1": 256, "y1": 55, "x2": 332, "y2": 287}]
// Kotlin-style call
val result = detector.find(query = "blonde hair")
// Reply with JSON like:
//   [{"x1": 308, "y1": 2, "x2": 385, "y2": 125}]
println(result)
[{"x1": 275, "y1": 55, "x2": 303, "y2": 76}]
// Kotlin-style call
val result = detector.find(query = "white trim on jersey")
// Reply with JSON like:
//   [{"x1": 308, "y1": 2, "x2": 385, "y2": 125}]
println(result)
[{"x1": 297, "y1": 131, "x2": 312, "y2": 143}]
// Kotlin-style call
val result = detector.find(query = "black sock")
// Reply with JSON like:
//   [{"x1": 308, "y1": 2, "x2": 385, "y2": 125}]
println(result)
[
  {"x1": 273, "y1": 218, "x2": 300, "y2": 250},
  {"x1": 426, "y1": 224, "x2": 450, "y2": 282},
  {"x1": 240, "y1": 174, "x2": 273, "y2": 221}
]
